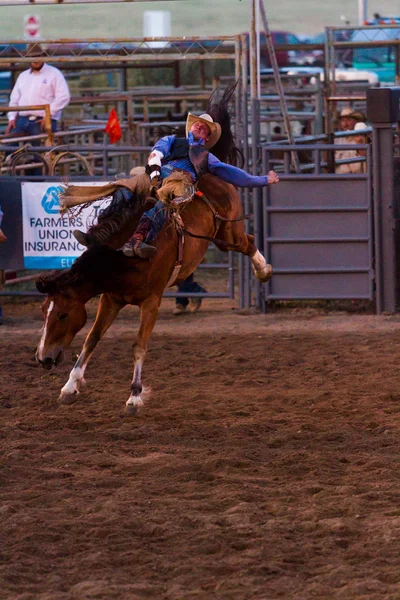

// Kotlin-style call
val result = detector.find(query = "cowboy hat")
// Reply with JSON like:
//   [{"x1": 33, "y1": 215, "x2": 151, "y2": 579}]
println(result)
[
  {"x1": 186, "y1": 113, "x2": 221, "y2": 149},
  {"x1": 339, "y1": 107, "x2": 365, "y2": 121},
  {"x1": 26, "y1": 43, "x2": 45, "y2": 58}
]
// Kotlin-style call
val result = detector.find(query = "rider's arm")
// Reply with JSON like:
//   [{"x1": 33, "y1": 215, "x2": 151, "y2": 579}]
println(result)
[
  {"x1": 147, "y1": 135, "x2": 175, "y2": 181},
  {"x1": 150, "y1": 135, "x2": 175, "y2": 161},
  {"x1": 207, "y1": 153, "x2": 268, "y2": 187}
]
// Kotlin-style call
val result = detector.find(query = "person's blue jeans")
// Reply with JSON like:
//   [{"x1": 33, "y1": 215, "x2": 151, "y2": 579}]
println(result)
[
  {"x1": 10, "y1": 115, "x2": 57, "y2": 142},
  {"x1": 176, "y1": 273, "x2": 206, "y2": 308},
  {"x1": 8, "y1": 116, "x2": 58, "y2": 175}
]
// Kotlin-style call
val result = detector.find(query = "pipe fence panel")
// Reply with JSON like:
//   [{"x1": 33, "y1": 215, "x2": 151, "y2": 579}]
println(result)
[{"x1": 261, "y1": 145, "x2": 373, "y2": 303}]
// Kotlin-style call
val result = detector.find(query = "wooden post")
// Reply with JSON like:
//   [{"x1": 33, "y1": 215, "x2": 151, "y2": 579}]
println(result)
[{"x1": 44, "y1": 104, "x2": 53, "y2": 146}]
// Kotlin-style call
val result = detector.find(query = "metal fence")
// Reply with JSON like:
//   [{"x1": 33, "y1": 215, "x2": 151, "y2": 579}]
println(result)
[{"x1": 261, "y1": 143, "x2": 373, "y2": 304}]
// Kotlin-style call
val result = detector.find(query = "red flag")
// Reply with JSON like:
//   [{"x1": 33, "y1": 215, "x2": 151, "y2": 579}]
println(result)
[{"x1": 105, "y1": 108, "x2": 122, "y2": 144}]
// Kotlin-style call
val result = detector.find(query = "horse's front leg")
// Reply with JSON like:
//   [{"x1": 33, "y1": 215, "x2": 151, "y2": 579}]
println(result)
[
  {"x1": 126, "y1": 294, "x2": 161, "y2": 416},
  {"x1": 59, "y1": 294, "x2": 125, "y2": 405}
]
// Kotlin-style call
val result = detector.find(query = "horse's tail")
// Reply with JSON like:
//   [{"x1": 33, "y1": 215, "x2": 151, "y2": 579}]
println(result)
[{"x1": 207, "y1": 81, "x2": 244, "y2": 168}]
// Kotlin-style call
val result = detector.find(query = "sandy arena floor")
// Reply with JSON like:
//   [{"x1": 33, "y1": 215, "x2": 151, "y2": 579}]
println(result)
[{"x1": 1, "y1": 298, "x2": 400, "y2": 599}]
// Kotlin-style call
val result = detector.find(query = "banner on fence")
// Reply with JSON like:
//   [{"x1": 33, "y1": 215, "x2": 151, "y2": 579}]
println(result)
[{"x1": 21, "y1": 181, "x2": 112, "y2": 269}]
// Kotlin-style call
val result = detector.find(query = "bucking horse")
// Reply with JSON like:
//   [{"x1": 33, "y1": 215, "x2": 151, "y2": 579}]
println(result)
[{"x1": 35, "y1": 85, "x2": 272, "y2": 415}]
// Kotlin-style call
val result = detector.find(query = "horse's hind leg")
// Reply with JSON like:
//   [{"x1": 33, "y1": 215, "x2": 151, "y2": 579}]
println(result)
[
  {"x1": 126, "y1": 294, "x2": 161, "y2": 416},
  {"x1": 59, "y1": 294, "x2": 124, "y2": 405},
  {"x1": 215, "y1": 223, "x2": 272, "y2": 283}
]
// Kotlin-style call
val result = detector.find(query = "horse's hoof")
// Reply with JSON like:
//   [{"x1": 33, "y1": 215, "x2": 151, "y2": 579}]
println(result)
[
  {"x1": 58, "y1": 392, "x2": 78, "y2": 405},
  {"x1": 253, "y1": 264, "x2": 273, "y2": 283},
  {"x1": 125, "y1": 404, "x2": 141, "y2": 417}
]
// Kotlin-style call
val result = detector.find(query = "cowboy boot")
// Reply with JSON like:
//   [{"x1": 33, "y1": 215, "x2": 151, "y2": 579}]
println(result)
[{"x1": 122, "y1": 216, "x2": 157, "y2": 259}]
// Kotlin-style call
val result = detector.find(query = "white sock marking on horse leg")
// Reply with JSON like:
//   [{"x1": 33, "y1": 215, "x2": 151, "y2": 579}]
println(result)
[
  {"x1": 251, "y1": 250, "x2": 272, "y2": 281},
  {"x1": 126, "y1": 356, "x2": 144, "y2": 407},
  {"x1": 61, "y1": 364, "x2": 87, "y2": 396},
  {"x1": 37, "y1": 301, "x2": 54, "y2": 361},
  {"x1": 251, "y1": 250, "x2": 267, "y2": 271}
]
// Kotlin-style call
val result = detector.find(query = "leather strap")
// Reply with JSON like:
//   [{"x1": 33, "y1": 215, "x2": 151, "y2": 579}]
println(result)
[{"x1": 166, "y1": 213, "x2": 185, "y2": 288}]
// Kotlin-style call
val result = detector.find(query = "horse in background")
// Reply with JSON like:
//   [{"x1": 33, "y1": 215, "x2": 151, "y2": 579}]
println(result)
[{"x1": 35, "y1": 173, "x2": 271, "y2": 415}]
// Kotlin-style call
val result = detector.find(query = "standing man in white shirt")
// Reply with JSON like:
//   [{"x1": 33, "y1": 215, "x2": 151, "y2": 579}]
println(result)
[{"x1": 5, "y1": 43, "x2": 70, "y2": 139}]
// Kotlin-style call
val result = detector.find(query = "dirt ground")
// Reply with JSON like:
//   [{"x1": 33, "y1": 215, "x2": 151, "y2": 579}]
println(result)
[{"x1": 2, "y1": 297, "x2": 400, "y2": 600}]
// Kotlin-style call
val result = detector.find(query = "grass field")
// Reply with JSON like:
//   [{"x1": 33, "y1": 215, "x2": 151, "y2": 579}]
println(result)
[{"x1": 0, "y1": 0, "x2": 398, "y2": 40}]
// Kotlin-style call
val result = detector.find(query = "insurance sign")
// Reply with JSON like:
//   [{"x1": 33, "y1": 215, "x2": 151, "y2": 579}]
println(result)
[{"x1": 21, "y1": 181, "x2": 111, "y2": 269}]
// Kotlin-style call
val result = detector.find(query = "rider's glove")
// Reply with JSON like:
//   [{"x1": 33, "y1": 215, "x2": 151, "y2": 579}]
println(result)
[{"x1": 146, "y1": 164, "x2": 162, "y2": 191}]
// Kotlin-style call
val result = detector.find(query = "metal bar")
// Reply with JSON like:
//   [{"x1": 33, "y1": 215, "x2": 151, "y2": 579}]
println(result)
[
  {"x1": 327, "y1": 96, "x2": 366, "y2": 102},
  {"x1": 0, "y1": 53, "x2": 235, "y2": 65},
  {"x1": 265, "y1": 206, "x2": 368, "y2": 212},
  {"x1": 333, "y1": 40, "x2": 400, "y2": 49},
  {"x1": 372, "y1": 124, "x2": 396, "y2": 313},
  {"x1": 4, "y1": 274, "x2": 39, "y2": 285},
  {"x1": 266, "y1": 294, "x2": 371, "y2": 300},
  {"x1": 265, "y1": 237, "x2": 369, "y2": 242},
  {"x1": 262, "y1": 147, "x2": 270, "y2": 310},
  {"x1": 163, "y1": 292, "x2": 230, "y2": 298},
  {"x1": 228, "y1": 252, "x2": 235, "y2": 300},
  {"x1": 273, "y1": 267, "x2": 370, "y2": 273},
  {"x1": 259, "y1": 0, "x2": 300, "y2": 173},
  {"x1": 0, "y1": 0, "x2": 187, "y2": 3},
  {"x1": 366, "y1": 143, "x2": 374, "y2": 301}
]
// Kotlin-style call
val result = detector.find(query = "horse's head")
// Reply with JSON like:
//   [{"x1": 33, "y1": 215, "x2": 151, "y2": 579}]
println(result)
[
  {"x1": 157, "y1": 171, "x2": 195, "y2": 207},
  {"x1": 35, "y1": 274, "x2": 87, "y2": 370}
]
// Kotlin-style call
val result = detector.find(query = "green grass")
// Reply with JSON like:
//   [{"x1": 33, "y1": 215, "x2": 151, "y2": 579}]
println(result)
[{"x1": 0, "y1": 0, "x2": 398, "y2": 39}]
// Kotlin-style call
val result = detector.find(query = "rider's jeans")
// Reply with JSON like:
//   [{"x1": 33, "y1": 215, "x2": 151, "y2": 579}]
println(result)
[{"x1": 142, "y1": 201, "x2": 169, "y2": 242}]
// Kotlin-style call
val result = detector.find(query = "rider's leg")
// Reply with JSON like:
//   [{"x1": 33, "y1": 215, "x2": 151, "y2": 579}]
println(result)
[{"x1": 122, "y1": 201, "x2": 168, "y2": 259}]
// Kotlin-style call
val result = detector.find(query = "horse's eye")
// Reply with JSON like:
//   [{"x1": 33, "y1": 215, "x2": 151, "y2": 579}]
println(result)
[{"x1": 57, "y1": 313, "x2": 68, "y2": 321}]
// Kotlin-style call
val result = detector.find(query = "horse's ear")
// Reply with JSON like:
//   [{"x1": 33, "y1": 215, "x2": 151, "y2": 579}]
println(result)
[{"x1": 36, "y1": 277, "x2": 56, "y2": 295}]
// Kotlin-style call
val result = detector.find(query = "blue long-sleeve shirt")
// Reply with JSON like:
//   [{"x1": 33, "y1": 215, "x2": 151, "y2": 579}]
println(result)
[{"x1": 153, "y1": 133, "x2": 268, "y2": 187}]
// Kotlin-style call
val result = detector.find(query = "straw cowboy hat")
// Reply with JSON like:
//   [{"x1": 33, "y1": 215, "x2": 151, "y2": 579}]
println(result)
[
  {"x1": 26, "y1": 43, "x2": 45, "y2": 58},
  {"x1": 339, "y1": 107, "x2": 365, "y2": 121},
  {"x1": 186, "y1": 113, "x2": 222, "y2": 149}
]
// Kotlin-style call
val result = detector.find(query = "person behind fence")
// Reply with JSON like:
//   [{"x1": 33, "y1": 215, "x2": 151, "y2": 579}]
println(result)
[
  {"x1": 173, "y1": 272, "x2": 207, "y2": 316},
  {"x1": 92, "y1": 112, "x2": 279, "y2": 259},
  {"x1": 336, "y1": 122, "x2": 370, "y2": 174},
  {"x1": 5, "y1": 43, "x2": 70, "y2": 140},
  {"x1": 335, "y1": 107, "x2": 365, "y2": 172}
]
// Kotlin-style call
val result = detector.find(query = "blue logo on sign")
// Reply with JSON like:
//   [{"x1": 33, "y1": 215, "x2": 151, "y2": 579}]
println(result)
[{"x1": 41, "y1": 186, "x2": 63, "y2": 214}]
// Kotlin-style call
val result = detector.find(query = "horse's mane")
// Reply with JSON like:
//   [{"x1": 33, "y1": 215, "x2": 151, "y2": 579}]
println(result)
[
  {"x1": 207, "y1": 81, "x2": 244, "y2": 167},
  {"x1": 36, "y1": 245, "x2": 135, "y2": 295}
]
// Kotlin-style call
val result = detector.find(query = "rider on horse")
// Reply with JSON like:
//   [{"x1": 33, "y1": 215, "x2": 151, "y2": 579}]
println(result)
[
  {"x1": 118, "y1": 112, "x2": 279, "y2": 258},
  {"x1": 71, "y1": 88, "x2": 279, "y2": 257}
]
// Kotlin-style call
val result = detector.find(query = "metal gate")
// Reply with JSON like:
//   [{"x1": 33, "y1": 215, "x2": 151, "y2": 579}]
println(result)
[{"x1": 258, "y1": 142, "x2": 374, "y2": 307}]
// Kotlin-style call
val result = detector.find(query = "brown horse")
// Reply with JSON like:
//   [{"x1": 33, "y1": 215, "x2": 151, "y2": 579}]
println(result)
[{"x1": 35, "y1": 173, "x2": 271, "y2": 415}]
